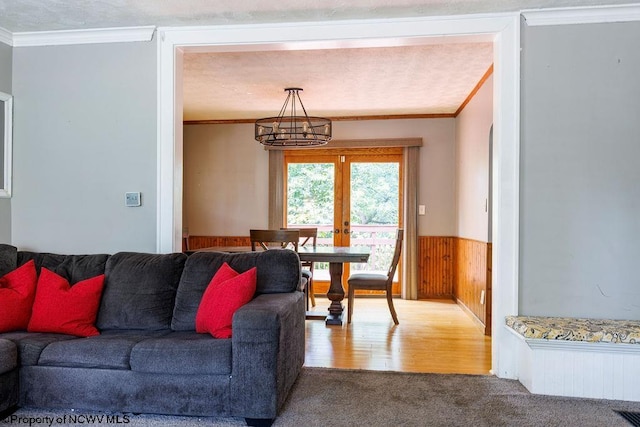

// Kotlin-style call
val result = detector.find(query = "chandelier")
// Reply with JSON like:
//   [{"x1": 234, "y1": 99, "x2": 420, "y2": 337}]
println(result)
[{"x1": 255, "y1": 88, "x2": 332, "y2": 147}]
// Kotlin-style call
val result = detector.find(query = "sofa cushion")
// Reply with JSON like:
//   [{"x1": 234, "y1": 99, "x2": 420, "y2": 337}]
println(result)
[
  {"x1": 28, "y1": 269, "x2": 105, "y2": 337},
  {"x1": 0, "y1": 338, "x2": 17, "y2": 374},
  {"x1": 0, "y1": 260, "x2": 37, "y2": 332},
  {"x1": 17, "y1": 251, "x2": 109, "y2": 284},
  {"x1": 0, "y1": 332, "x2": 78, "y2": 366},
  {"x1": 37, "y1": 330, "x2": 169, "y2": 370},
  {"x1": 97, "y1": 252, "x2": 187, "y2": 331},
  {"x1": 172, "y1": 250, "x2": 300, "y2": 331},
  {"x1": 129, "y1": 331, "x2": 232, "y2": 375}
]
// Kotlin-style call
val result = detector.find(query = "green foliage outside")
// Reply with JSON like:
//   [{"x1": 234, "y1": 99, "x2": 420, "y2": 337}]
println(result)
[
  {"x1": 287, "y1": 163, "x2": 335, "y2": 228},
  {"x1": 350, "y1": 163, "x2": 399, "y2": 227},
  {"x1": 287, "y1": 162, "x2": 399, "y2": 273}
]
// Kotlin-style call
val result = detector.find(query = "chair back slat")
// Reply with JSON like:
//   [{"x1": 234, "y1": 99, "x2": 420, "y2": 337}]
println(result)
[
  {"x1": 250, "y1": 229, "x2": 300, "y2": 251},
  {"x1": 282, "y1": 227, "x2": 317, "y2": 248}
]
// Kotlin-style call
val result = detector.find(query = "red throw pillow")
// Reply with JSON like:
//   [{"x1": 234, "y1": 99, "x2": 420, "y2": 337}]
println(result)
[
  {"x1": 28, "y1": 268, "x2": 105, "y2": 337},
  {"x1": 196, "y1": 262, "x2": 257, "y2": 339},
  {"x1": 0, "y1": 260, "x2": 38, "y2": 332}
]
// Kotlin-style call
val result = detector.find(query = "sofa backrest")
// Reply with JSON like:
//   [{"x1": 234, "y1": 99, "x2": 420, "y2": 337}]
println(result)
[
  {"x1": 96, "y1": 252, "x2": 187, "y2": 331},
  {"x1": 0, "y1": 244, "x2": 17, "y2": 277},
  {"x1": 171, "y1": 249, "x2": 301, "y2": 331},
  {"x1": 0, "y1": 245, "x2": 300, "y2": 334},
  {"x1": 16, "y1": 251, "x2": 109, "y2": 284}
]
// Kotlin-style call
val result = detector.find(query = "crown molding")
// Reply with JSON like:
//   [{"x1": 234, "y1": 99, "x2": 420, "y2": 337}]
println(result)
[
  {"x1": 0, "y1": 27, "x2": 12, "y2": 46},
  {"x1": 10, "y1": 26, "x2": 156, "y2": 47},
  {"x1": 522, "y1": 3, "x2": 640, "y2": 26}
]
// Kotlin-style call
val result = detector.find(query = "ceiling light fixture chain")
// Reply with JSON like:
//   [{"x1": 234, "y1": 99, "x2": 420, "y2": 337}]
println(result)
[{"x1": 255, "y1": 88, "x2": 332, "y2": 147}]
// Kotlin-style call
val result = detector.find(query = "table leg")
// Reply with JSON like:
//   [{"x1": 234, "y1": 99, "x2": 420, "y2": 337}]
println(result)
[{"x1": 325, "y1": 262, "x2": 345, "y2": 325}]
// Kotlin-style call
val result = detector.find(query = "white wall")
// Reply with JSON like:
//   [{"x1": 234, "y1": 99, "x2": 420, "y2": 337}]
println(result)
[
  {"x1": 0, "y1": 41, "x2": 11, "y2": 244},
  {"x1": 337, "y1": 119, "x2": 457, "y2": 236},
  {"x1": 11, "y1": 40, "x2": 158, "y2": 253},
  {"x1": 520, "y1": 21, "x2": 640, "y2": 319},
  {"x1": 183, "y1": 123, "x2": 269, "y2": 235},
  {"x1": 183, "y1": 118, "x2": 457, "y2": 237},
  {"x1": 455, "y1": 75, "x2": 493, "y2": 242}
]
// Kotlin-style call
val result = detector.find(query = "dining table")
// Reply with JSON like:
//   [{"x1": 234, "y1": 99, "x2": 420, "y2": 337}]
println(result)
[{"x1": 189, "y1": 245, "x2": 371, "y2": 325}]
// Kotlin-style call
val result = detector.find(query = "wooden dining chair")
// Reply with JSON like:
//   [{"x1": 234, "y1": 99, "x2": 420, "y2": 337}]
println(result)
[
  {"x1": 347, "y1": 229, "x2": 403, "y2": 325},
  {"x1": 249, "y1": 229, "x2": 300, "y2": 251},
  {"x1": 282, "y1": 227, "x2": 318, "y2": 309}
]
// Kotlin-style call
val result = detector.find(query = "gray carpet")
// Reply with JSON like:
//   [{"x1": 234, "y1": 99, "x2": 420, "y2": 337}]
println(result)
[{"x1": 6, "y1": 367, "x2": 640, "y2": 426}]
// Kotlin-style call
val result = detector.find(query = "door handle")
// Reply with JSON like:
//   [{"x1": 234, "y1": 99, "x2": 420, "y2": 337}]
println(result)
[
  {"x1": 334, "y1": 229, "x2": 340, "y2": 234},
  {"x1": 343, "y1": 229, "x2": 350, "y2": 234},
  {"x1": 344, "y1": 221, "x2": 350, "y2": 226}
]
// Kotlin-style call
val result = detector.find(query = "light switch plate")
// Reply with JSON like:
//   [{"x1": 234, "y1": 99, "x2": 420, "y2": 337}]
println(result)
[
  {"x1": 418, "y1": 205, "x2": 426, "y2": 215},
  {"x1": 125, "y1": 192, "x2": 141, "y2": 207}
]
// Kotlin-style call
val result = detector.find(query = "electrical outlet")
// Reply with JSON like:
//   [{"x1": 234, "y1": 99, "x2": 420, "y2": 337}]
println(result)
[{"x1": 125, "y1": 192, "x2": 141, "y2": 207}]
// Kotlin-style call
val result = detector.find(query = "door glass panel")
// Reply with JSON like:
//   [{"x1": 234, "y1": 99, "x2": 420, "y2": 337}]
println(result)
[
  {"x1": 286, "y1": 162, "x2": 334, "y2": 280},
  {"x1": 285, "y1": 150, "x2": 402, "y2": 288},
  {"x1": 349, "y1": 162, "x2": 399, "y2": 274}
]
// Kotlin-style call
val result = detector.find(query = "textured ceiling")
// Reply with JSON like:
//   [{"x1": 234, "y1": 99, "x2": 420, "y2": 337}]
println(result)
[
  {"x1": 0, "y1": 0, "x2": 627, "y2": 120},
  {"x1": 183, "y1": 43, "x2": 494, "y2": 120}
]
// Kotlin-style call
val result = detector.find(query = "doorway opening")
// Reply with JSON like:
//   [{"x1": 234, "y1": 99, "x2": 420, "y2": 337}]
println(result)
[{"x1": 158, "y1": 14, "x2": 521, "y2": 378}]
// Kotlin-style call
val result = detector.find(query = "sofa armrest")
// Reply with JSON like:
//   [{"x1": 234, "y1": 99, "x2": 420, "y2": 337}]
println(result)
[{"x1": 230, "y1": 291, "x2": 305, "y2": 420}]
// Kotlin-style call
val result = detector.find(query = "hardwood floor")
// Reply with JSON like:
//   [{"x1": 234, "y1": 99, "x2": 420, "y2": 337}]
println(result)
[{"x1": 305, "y1": 297, "x2": 492, "y2": 375}]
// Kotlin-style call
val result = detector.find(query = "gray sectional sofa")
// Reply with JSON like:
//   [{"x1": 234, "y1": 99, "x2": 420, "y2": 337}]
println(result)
[{"x1": 0, "y1": 244, "x2": 305, "y2": 426}]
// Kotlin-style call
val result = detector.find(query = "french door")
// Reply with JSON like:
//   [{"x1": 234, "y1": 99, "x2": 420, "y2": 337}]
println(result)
[{"x1": 285, "y1": 148, "x2": 403, "y2": 294}]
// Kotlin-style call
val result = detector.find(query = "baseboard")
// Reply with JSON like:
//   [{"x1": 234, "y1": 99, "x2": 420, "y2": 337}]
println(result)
[{"x1": 455, "y1": 297, "x2": 487, "y2": 333}]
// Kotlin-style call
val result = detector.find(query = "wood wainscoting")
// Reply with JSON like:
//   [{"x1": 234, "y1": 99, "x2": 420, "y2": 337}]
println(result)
[
  {"x1": 185, "y1": 235, "x2": 251, "y2": 252},
  {"x1": 418, "y1": 236, "x2": 491, "y2": 335},
  {"x1": 418, "y1": 236, "x2": 455, "y2": 298}
]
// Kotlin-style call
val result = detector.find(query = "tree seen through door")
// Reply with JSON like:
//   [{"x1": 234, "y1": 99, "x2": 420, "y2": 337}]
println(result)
[{"x1": 286, "y1": 151, "x2": 401, "y2": 286}]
